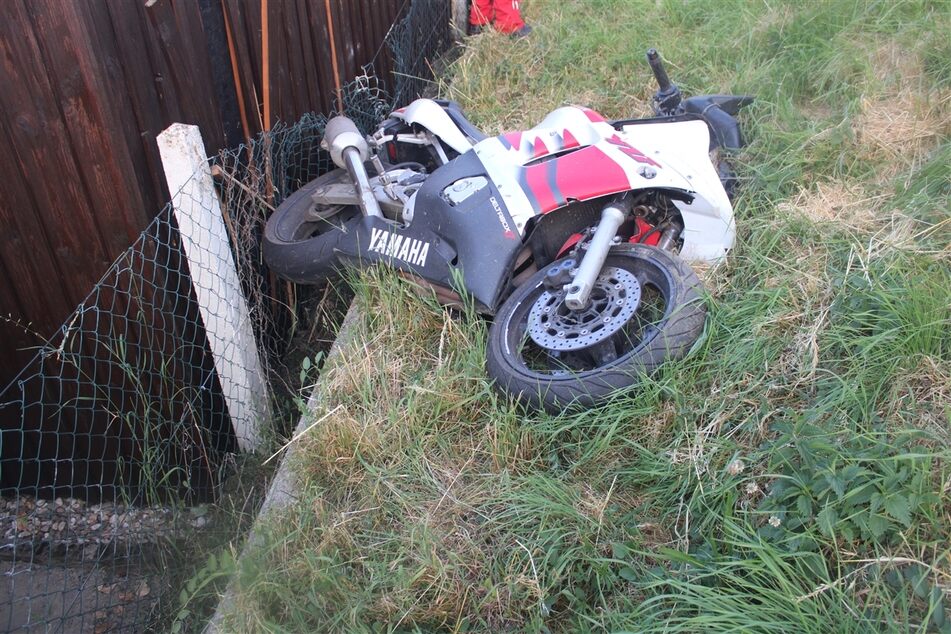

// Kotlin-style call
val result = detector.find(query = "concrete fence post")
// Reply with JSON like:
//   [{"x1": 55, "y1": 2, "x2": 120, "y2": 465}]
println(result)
[{"x1": 157, "y1": 123, "x2": 269, "y2": 452}]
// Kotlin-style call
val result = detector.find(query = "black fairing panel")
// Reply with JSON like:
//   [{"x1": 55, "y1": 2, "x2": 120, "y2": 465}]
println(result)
[
  {"x1": 412, "y1": 150, "x2": 524, "y2": 311},
  {"x1": 334, "y1": 215, "x2": 457, "y2": 286},
  {"x1": 681, "y1": 95, "x2": 750, "y2": 150}
]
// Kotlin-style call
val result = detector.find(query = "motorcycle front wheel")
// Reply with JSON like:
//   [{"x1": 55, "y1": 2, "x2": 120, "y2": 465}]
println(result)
[{"x1": 486, "y1": 244, "x2": 706, "y2": 411}]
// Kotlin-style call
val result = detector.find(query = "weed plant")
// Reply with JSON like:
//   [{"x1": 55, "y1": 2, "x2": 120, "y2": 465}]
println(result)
[{"x1": 228, "y1": 1, "x2": 950, "y2": 631}]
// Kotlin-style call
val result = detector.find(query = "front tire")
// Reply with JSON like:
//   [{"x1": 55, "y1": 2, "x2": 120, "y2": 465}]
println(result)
[{"x1": 486, "y1": 244, "x2": 706, "y2": 411}]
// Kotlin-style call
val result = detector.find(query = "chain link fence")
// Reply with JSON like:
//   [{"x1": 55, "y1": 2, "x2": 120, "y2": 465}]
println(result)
[
  {"x1": 388, "y1": 0, "x2": 455, "y2": 108},
  {"x1": 0, "y1": 1, "x2": 455, "y2": 631}
]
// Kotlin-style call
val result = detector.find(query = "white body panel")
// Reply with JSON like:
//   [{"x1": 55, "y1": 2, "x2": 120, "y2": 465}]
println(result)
[
  {"x1": 472, "y1": 112, "x2": 709, "y2": 235},
  {"x1": 391, "y1": 100, "x2": 474, "y2": 155},
  {"x1": 394, "y1": 100, "x2": 736, "y2": 263},
  {"x1": 472, "y1": 139, "x2": 538, "y2": 233},
  {"x1": 619, "y1": 120, "x2": 736, "y2": 261}
]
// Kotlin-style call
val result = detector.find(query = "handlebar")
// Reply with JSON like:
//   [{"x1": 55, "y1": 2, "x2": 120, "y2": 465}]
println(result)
[
  {"x1": 646, "y1": 48, "x2": 681, "y2": 115},
  {"x1": 646, "y1": 48, "x2": 672, "y2": 93}
]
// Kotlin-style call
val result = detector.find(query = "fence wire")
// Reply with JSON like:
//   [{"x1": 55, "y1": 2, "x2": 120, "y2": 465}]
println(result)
[
  {"x1": 389, "y1": 0, "x2": 456, "y2": 107},
  {"x1": 0, "y1": 1, "x2": 455, "y2": 631}
]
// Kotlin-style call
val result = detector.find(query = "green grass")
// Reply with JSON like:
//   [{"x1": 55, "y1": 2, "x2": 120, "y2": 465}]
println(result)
[{"x1": 225, "y1": 1, "x2": 950, "y2": 631}]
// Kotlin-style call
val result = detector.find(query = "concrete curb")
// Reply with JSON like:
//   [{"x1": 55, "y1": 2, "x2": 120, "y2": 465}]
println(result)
[{"x1": 205, "y1": 304, "x2": 361, "y2": 632}]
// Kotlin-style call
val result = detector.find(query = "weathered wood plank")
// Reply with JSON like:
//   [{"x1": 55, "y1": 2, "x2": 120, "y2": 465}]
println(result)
[
  {"x1": 221, "y1": 0, "x2": 263, "y2": 137},
  {"x1": 330, "y1": 0, "x2": 357, "y2": 86},
  {"x1": 25, "y1": 0, "x2": 150, "y2": 249},
  {"x1": 171, "y1": 0, "x2": 229, "y2": 150},
  {"x1": 80, "y1": 0, "x2": 166, "y2": 222},
  {"x1": 20, "y1": 1, "x2": 173, "y2": 498},
  {"x1": 279, "y1": 0, "x2": 308, "y2": 122},
  {"x1": 0, "y1": 120, "x2": 74, "y2": 334},
  {"x1": 293, "y1": 0, "x2": 320, "y2": 113},
  {"x1": 240, "y1": 0, "x2": 265, "y2": 130},
  {"x1": 144, "y1": 0, "x2": 227, "y2": 151},
  {"x1": 304, "y1": 0, "x2": 340, "y2": 114},
  {"x1": 0, "y1": 1, "x2": 112, "y2": 308}
]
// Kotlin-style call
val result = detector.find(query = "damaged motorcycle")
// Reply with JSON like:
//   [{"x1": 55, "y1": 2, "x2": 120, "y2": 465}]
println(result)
[{"x1": 263, "y1": 49, "x2": 752, "y2": 410}]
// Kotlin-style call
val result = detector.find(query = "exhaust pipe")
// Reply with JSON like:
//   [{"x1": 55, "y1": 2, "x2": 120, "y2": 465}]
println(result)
[
  {"x1": 322, "y1": 116, "x2": 383, "y2": 218},
  {"x1": 656, "y1": 222, "x2": 682, "y2": 251}
]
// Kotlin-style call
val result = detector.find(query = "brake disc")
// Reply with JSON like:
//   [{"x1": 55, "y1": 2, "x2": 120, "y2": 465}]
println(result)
[{"x1": 526, "y1": 267, "x2": 641, "y2": 352}]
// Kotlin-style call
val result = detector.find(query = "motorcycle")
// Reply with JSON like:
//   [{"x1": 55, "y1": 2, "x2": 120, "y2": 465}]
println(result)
[{"x1": 263, "y1": 49, "x2": 752, "y2": 410}]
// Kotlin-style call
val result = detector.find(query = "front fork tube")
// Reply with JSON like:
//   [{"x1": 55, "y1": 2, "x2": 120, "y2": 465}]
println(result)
[{"x1": 563, "y1": 197, "x2": 634, "y2": 310}]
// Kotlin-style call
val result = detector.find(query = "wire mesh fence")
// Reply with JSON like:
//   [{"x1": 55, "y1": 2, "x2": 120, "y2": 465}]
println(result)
[
  {"x1": 388, "y1": 0, "x2": 455, "y2": 107},
  {"x1": 0, "y1": 1, "x2": 455, "y2": 631}
]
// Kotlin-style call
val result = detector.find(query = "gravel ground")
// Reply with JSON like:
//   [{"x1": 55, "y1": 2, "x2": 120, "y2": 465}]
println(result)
[
  {"x1": 0, "y1": 496, "x2": 209, "y2": 632},
  {"x1": 1, "y1": 496, "x2": 195, "y2": 554}
]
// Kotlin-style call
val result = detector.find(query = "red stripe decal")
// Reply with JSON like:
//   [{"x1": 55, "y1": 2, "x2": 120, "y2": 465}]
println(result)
[
  {"x1": 562, "y1": 129, "x2": 580, "y2": 149},
  {"x1": 551, "y1": 147, "x2": 631, "y2": 208},
  {"x1": 524, "y1": 163, "x2": 560, "y2": 213},
  {"x1": 533, "y1": 136, "x2": 550, "y2": 158},
  {"x1": 502, "y1": 131, "x2": 523, "y2": 150},
  {"x1": 582, "y1": 107, "x2": 606, "y2": 123},
  {"x1": 606, "y1": 134, "x2": 661, "y2": 168}
]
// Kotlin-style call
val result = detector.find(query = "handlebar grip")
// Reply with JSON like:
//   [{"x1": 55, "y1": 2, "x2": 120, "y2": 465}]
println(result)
[{"x1": 646, "y1": 48, "x2": 672, "y2": 92}]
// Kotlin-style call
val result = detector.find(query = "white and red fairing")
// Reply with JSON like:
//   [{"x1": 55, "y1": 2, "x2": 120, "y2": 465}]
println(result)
[{"x1": 394, "y1": 100, "x2": 736, "y2": 263}]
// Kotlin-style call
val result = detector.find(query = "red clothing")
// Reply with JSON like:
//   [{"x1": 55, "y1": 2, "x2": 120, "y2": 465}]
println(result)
[{"x1": 470, "y1": 0, "x2": 526, "y2": 34}]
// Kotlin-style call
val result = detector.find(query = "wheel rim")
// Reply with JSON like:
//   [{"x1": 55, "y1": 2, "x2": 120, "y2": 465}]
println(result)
[
  {"x1": 526, "y1": 266, "x2": 642, "y2": 351},
  {"x1": 502, "y1": 253, "x2": 675, "y2": 379}
]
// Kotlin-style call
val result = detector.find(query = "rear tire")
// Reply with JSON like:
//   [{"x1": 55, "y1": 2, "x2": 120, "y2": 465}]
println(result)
[
  {"x1": 262, "y1": 169, "x2": 359, "y2": 284},
  {"x1": 486, "y1": 244, "x2": 705, "y2": 411}
]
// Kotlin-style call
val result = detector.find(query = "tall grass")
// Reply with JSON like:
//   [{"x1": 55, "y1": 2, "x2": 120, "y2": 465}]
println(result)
[{"x1": 227, "y1": 1, "x2": 950, "y2": 631}]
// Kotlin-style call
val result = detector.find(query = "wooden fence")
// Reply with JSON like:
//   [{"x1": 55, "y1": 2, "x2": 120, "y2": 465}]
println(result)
[
  {"x1": 0, "y1": 0, "x2": 420, "y2": 497},
  {"x1": 0, "y1": 0, "x2": 406, "y2": 396}
]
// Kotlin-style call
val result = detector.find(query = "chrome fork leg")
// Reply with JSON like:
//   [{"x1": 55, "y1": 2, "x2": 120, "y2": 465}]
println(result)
[
  {"x1": 323, "y1": 115, "x2": 384, "y2": 219},
  {"x1": 563, "y1": 198, "x2": 632, "y2": 310}
]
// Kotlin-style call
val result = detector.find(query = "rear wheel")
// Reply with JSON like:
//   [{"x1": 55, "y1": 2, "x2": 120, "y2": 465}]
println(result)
[
  {"x1": 486, "y1": 244, "x2": 705, "y2": 411},
  {"x1": 262, "y1": 169, "x2": 360, "y2": 284}
]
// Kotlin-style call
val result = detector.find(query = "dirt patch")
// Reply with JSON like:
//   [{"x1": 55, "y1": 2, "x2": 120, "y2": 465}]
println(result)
[
  {"x1": 853, "y1": 94, "x2": 947, "y2": 177},
  {"x1": 0, "y1": 560, "x2": 156, "y2": 633},
  {"x1": 1, "y1": 497, "x2": 186, "y2": 549},
  {"x1": 852, "y1": 43, "x2": 951, "y2": 181},
  {"x1": 778, "y1": 180, "x2": 881, "y2": 229},
  {"x1": 0, "y1": 496, "x2": 209, "y2": 632},
  {"x1": 893, "y1": 355, "x2": 951, "y2": 436}
]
